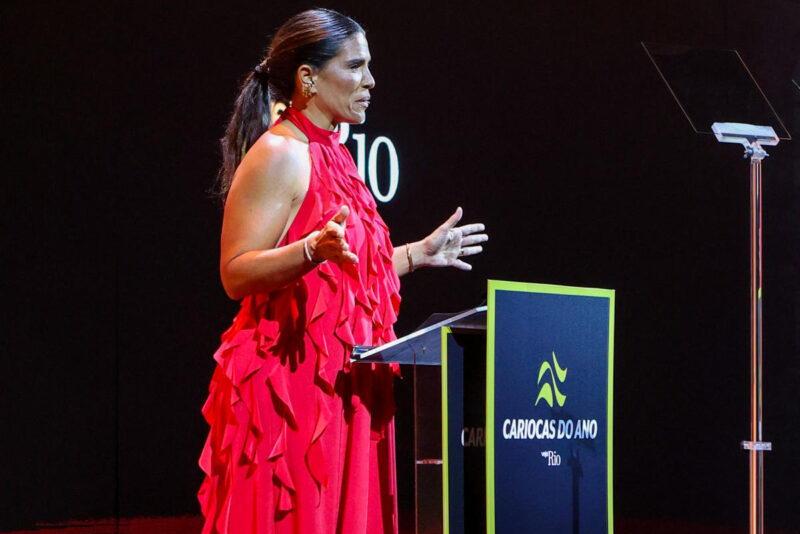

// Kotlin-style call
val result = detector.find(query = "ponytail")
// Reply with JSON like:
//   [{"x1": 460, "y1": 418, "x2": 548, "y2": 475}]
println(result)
[
  {"x1": 212, "y1": 9, "x2": 365, "y2": 203},
  {"x1": 214, "y1": 65, "x2": 272, "y2": 202}
]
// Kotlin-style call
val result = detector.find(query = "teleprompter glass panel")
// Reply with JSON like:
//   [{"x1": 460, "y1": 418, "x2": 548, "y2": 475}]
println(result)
[{"x1": 642, "y1": 42, "x2": 791, "y2": 139}]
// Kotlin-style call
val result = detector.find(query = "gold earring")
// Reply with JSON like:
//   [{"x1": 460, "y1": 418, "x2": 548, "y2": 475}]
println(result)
[{"x1": 303, "y1": 82, "x2": 313, "y2": 99}]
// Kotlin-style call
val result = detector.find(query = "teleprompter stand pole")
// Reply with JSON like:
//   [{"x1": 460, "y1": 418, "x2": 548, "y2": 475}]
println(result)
[
  {"x1": 742, "y1": 144, "x2": 771, "y2": 534},
  {"x1": 712, "y1": 123, "x2": 778, "y2": 534}
]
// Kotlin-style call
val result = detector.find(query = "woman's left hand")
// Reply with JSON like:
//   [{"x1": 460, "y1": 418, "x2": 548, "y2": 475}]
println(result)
[{"x1": 420, "y1": 207, "x2": 488, "y2": 271}]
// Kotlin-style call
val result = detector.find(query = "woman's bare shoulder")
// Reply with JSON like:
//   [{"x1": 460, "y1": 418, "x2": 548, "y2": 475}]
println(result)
[
  {"x1": 249, "y1": 124, "x2": 308, "y2": 173},
  {"x1": 230, "y1": 125, "x2": 309, "y2": 197}
]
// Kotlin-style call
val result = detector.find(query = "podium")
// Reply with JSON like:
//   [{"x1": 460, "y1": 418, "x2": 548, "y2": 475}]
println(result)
[{"x1": 352, "y1": 280, "x2": 615, "y2": 534}]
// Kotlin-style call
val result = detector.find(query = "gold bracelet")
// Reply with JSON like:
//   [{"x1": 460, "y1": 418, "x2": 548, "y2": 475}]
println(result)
[{"x1": 405, "y1": 243, "x2": 415, "y2": 272}]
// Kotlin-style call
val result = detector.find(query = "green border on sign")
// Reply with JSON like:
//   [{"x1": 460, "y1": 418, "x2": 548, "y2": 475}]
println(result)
[
  {"x1": 441, "y1": 326, "x2": 451, "y2": 534},
  {"x1": 485, "y1": 287, "x2": 497, "y2": 534},
  {"x1": 485, "y1": 280, "x2": 615, "y2": 534},
  {"x1": 607, "y1": 291, "x2": 615, "y2": 533}
]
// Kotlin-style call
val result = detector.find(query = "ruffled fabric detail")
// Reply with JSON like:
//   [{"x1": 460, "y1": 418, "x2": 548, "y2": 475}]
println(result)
[{"x1": 199, "y1": 107, "x2": 401, "y2": 533}]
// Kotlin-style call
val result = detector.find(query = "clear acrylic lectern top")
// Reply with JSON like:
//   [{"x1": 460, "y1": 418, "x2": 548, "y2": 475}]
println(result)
[
  {"x1": 350, "y1": 306, "x2": 486, "y2": 365},
  {"x1": 350, "y1": 306, "x2": 487, "y2": 534}
]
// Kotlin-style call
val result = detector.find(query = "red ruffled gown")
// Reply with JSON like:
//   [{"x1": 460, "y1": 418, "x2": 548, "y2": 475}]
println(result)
[{"x1": 199, "y1": 107, "x2": 401, "y2": 534}]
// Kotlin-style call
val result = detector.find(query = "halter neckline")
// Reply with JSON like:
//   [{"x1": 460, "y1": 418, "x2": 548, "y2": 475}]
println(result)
[{"x1": 283, "y1": 107, "x2": 340, "y2": 147}]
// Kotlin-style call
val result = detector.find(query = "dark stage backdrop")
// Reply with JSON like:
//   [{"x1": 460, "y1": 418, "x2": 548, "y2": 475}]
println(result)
[{"x1": 2, "y1": 0, "x2": 799, "y2": 531}]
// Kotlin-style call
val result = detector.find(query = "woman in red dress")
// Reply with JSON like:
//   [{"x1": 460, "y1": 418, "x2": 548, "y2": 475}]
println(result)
[{"x1": 198, "y1": 9, "x2": 487, "y2": 533}]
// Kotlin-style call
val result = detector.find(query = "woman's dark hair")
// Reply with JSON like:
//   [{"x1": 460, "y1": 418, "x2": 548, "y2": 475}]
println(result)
[{"x1": 214, "y1": 9, "x2": 364, "y2": 201}]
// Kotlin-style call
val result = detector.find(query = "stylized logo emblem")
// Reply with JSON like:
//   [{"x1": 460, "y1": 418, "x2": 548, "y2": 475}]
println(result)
[{"x1": 535, "y1": 351, "x2": 567, "y2": 407}]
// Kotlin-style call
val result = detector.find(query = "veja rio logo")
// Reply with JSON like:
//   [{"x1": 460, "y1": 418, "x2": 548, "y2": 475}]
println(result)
[
  {"x1": 535, "y1": 352, "x2": 567, "y2": 408},
  {"x1": 540, "y1": 450, "x2": 562, "y2": 466}
]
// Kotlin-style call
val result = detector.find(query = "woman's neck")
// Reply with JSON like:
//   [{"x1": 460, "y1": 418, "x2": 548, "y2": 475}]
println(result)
[{"x1": 293, "y1": 102, "x2": 337, "y2": 131}]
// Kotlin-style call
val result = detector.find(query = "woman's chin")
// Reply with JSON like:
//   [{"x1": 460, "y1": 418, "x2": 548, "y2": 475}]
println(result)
[{"x1": 343, "y1": 109, "x2": 367, "y2": 125}]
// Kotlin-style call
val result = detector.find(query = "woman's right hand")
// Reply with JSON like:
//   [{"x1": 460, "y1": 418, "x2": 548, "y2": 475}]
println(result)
[{"x1": 306, "y1": 205, "x2": 359, "y2": 264}]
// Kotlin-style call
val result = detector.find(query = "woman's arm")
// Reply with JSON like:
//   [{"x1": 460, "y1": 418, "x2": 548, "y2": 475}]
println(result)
[
  {"x1": 219, "y1": 134, "x2": 356, "y2": 300},
  {"x1": 393, "y1": 207, "x2": 488, "y2": 277}
]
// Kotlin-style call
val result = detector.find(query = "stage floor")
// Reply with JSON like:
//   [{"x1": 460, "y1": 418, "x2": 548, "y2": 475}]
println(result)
[{"x1": 3, "y1": 516, "x2": 799, "y2": 534}]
